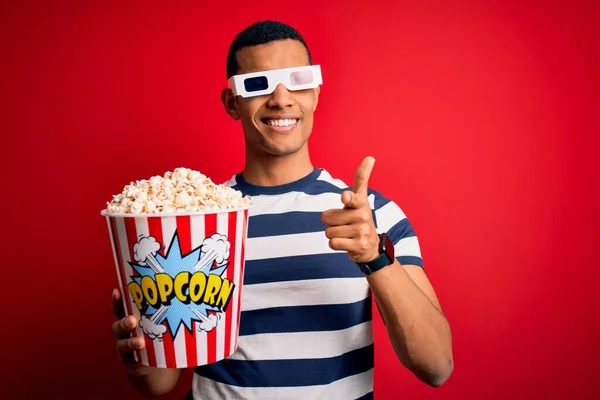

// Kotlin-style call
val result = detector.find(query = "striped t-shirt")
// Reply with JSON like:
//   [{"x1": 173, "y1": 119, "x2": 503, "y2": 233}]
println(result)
[{"x1": 187, "y1": 167, "x2": 423, "y2": 399}]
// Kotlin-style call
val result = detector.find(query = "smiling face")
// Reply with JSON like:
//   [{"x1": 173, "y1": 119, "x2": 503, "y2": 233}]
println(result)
[{"x1": 222, "y1": 39, "x2": 320, "y2": 157}]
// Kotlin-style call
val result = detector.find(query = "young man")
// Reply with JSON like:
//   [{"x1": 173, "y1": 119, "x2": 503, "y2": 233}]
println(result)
[{"x1": 111, "y1": 20, "x2": 453, "y2": 399}]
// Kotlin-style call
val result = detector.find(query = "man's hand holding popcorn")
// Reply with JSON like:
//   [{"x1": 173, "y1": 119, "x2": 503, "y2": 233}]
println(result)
[{"x1": 322, "y1": 156, "x2": 381, "y2": 264}]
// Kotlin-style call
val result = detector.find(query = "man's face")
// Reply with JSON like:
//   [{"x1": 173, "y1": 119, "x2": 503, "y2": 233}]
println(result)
[{"x1": 224, "y1": 39, "x2": 320, "y2": 157}]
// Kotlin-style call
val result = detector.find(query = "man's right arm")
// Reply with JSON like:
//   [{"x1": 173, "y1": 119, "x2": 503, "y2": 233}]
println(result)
[
  {"x1": 111, "y1": 288, "x2": 184, "y2": 396},
  {"x1": 125, "y1": 365, "x2": 183, "y2": 397}
]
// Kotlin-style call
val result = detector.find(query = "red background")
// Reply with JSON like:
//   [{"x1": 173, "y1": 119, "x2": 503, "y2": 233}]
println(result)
[{"x1": 2, "y1": 0, "x2": 599, "y2": 398}]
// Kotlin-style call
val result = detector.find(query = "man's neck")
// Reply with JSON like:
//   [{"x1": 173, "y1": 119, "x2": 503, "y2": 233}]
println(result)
[{"x1": 242, "y1": 146, "x2": 314, "y2": 187}]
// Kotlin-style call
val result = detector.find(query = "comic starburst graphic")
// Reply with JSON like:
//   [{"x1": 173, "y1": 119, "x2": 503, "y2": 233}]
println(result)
[{"x1": 129, "y1": 231, "x2": 228, "y2": 338}]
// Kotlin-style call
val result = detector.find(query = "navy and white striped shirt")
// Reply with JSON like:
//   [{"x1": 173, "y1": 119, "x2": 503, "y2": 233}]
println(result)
[{"x1": 188, "y1": 168, "x2": 423, "y2": 399}]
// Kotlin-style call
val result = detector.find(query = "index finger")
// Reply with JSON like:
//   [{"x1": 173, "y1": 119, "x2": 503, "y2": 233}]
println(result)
[
  {"x1": 352, "y1": 156, "x2": 375, "y2": 195},
  {"x1": 112, "y1": 315, "x2": 138, "y2": 339}
]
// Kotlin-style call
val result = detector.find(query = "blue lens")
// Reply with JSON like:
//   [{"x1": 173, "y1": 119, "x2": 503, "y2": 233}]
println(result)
[{"x1": 244, "y1": 76, "x2": 268, "y2": 92}]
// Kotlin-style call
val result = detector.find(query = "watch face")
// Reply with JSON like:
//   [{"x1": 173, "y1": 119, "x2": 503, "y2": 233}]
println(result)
[{"x1": 385, "y1": 234, "x2": 395, "y2": 260}]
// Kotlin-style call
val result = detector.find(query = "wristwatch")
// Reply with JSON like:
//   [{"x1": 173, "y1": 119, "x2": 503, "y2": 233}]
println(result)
[{"x1": 355, "y1": 233, "x2": 395, "y2": 275}]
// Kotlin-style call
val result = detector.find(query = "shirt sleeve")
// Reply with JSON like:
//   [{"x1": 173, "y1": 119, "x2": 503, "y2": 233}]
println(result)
[{"x1": 369, "y1": 189, "x2": 424, "y2": 268}]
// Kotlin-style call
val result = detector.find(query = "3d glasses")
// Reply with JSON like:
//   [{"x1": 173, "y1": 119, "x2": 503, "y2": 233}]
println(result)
[{"x1": 228, "y1": 65, "x2": 323, "y2": 98}]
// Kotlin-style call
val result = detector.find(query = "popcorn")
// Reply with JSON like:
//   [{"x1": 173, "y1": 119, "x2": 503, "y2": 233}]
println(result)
[{"x1": 106, "y1": 167, "x2": 251, "y2": 214}]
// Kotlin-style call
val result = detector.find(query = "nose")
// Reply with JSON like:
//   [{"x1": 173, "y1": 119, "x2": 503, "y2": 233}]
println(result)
[{"x1": 267, "y1": 83, "x2": 293, "y2": 109}]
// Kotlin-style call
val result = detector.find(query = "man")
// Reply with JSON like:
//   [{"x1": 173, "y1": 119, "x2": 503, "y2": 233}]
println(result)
[{"x1": 111, "y1": 20, "x2": 453, "y2": 399}]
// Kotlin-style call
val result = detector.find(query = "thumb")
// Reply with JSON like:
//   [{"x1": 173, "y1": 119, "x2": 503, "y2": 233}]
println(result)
[
  {"x1": 353, "y1": 156, "x2": 375, "y2": 195},
  {"x1": 111, "y1": 288, "x2": 126, "y2": 319}
]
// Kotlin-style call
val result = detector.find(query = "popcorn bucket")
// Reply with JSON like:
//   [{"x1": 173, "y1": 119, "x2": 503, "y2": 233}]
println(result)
[{"x1": 102, "y1": 207, "x2": 250, "y2": 368}]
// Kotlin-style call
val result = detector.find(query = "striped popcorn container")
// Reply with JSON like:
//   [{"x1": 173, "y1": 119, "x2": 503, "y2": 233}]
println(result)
[{"x1": 101, "y1": 207, "x2": 250, "y2": 368}]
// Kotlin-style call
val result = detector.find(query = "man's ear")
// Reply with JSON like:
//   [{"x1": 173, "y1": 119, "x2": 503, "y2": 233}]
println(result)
[
  {"x1": 312, "y1": 86, "x2": 321, "y2": 112},
  {"x1": 221, "y1": 88, "x2": 240, "y2": 120}
]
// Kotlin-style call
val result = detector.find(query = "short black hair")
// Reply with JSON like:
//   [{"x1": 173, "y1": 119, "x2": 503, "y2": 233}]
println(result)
[{"x1": 226, "y1": 20, "x2": 312, "y2": 79}]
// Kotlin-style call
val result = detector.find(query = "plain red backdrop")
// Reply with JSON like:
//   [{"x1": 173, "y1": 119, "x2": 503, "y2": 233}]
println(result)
[{"x1": 1, "y1": 0, "x2": 599, "y2": 399}]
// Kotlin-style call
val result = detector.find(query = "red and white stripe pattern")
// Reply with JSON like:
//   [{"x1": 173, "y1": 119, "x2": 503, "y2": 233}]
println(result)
[{"x1": 105, "y1": 209, "x2": 249, "y2": 368}]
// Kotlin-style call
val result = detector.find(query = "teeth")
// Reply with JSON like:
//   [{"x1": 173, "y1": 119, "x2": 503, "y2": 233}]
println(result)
[{"x1": 267, "y1": 119, "x2": 297, "y2": 127}]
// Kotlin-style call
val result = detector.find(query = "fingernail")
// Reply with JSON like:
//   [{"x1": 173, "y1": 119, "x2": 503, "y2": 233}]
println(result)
[
  {"x1": 126, "y1": 316, "x2": 135, "y2": 328},
  {"x1": 133, "y1": 337, "x2": 144, "y2": 348}
]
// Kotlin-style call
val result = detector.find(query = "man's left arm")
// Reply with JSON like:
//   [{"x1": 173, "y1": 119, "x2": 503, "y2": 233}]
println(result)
[
  {"x1": 368, "y1": 260, "x2": 453, "y2": 387},
  {"x1": 322, "y1": 157, "x2": 453, "y2": 387}
]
